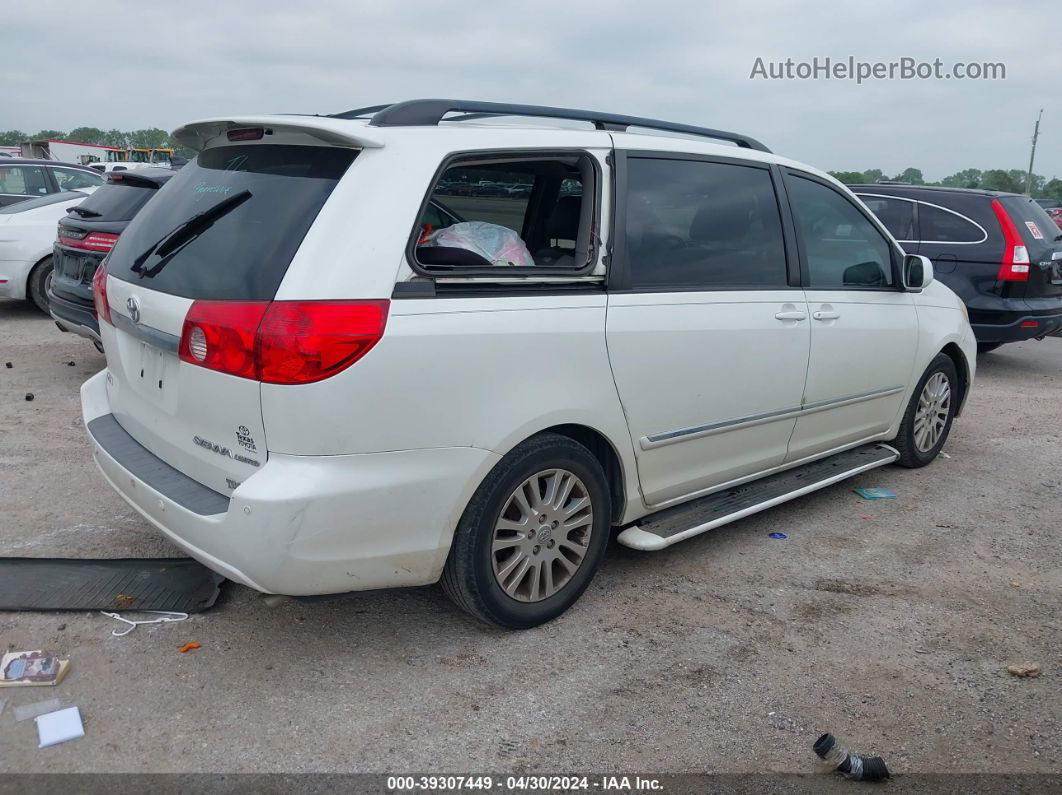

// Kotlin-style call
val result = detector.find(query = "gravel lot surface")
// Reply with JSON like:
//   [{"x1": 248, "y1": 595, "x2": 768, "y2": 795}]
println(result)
[{"x1": 1, "y1": 298, "x2": 1059, "y2": 776}]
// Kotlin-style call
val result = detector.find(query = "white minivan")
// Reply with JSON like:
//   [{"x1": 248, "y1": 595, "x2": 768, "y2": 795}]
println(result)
[{"x1": 81, "y1": 100, "x2": 976, "y2": 628}]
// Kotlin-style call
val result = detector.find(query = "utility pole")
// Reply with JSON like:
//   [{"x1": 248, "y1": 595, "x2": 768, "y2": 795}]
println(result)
[{"x1": 1025, "y1": 108, "x2": 1042, "y2": 195}]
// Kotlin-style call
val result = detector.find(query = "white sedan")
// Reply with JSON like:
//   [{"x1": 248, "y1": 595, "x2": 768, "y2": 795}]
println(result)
[{"x1": 0, "y1": 188, "x2": 96, "y2": 312}]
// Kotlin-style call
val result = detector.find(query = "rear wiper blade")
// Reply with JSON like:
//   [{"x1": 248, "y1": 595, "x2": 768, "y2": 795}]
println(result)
[
  {"x1": 67, "y1": 206, "x2": 101, "y2": 218},
  {"x1": 130, "y1": 190, "x2": 252, "y2": 279}
]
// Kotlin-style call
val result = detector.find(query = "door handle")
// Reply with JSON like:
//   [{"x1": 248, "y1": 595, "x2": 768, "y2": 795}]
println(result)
[
  {"x1": 775, "y1": 310, "x2": 808, "y2": 321},
  {"x1": 813, "y1": 310, "x2": 841, "y2": 321}
]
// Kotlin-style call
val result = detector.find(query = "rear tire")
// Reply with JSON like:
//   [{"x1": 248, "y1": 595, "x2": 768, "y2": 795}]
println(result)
[
  {"x1": 27, "y1": 257, "x2": 53, "y2": 314},
  {"x1": 890, "y1": 353, "x2": 958, "y2": 468},
  {"x1": 441, "y1": 433, "x2": 611, "y2": 629},
  {"x1": 977, "y1": 342, "x2": 1003, "y2": 354}
]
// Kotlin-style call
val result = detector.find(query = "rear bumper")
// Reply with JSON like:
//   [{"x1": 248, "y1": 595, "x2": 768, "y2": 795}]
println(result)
[
  {"x1": 81, "y1": 370, "x2": 499, "y2": 595},
  {"x1": 48, "y1": 289, "x2": 101, "y2": 342},
  {"x1": 971, "y1": 310, "x2": 1062, "y2": 343}
]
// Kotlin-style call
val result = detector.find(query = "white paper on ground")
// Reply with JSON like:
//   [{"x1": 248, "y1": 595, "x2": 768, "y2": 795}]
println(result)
[
  {"x1": 13, "y1": 698, "x2": 62, "y2": 722},
  {"x1": 35, "y1": 706, "x2": 84, "y2": 748}
]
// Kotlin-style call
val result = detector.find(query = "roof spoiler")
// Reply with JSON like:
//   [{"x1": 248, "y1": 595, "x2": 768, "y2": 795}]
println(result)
[{"x1": 171, "y1": 116, "x2": 385, "y2": 152}]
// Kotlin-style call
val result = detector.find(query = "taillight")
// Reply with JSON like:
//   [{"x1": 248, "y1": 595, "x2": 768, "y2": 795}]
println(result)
[
  {"x1": 991, "y1": 199, "x2": 1030, "y2": 282},
  {"x1": 178, "y1": 301, "x2": 269, "y2": 380},
  {"x1": 91, "y1": 260, "x2": 112, "y2": 325},
  {"x1": 59, "y1": 230, "x2": 120, "y2": 252},
  {"x1": 178, "y1": 300, "x2": 389, "y2": 384}
]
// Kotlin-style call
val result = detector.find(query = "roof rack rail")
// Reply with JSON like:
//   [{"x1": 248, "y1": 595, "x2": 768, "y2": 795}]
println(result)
[{"x1": 330, "y1": 99, "x2": 770, "y2": 152}]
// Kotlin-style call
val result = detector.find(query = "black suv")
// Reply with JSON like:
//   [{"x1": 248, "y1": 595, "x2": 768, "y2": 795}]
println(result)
[
  {"x1": 853, "y1": 184, "x2": 1062, "y2": 352},
  {"x1": 49, "y1": 168, "x2": 173, "y2": 345}
]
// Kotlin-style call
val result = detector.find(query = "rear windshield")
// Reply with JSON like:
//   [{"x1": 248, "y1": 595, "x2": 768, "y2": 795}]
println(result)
[
  {"x1": 72, "y1": 183, "x2": 157, "y2": 222},
  {"x1": 1000, "y1": 196, "x2": 1062, "y2": 250},
  {"x1": 106, "y1": 144, "x2": 356, "y2": 300},
  {"x1": 0, "y1": 191, "x2": 85, "y2": 214}
]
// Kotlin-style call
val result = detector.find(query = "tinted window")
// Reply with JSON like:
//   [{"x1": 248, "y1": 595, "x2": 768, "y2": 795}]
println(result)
[
  {"x1": 107, "y1": 145, "x2": 355, "y2": 300},
  {"x1": 788, "y1": 176, "x2": 893, "y2": 288},
  {"x1": 625, "y1": 158, "x2": 787, "y2": 289},
  {"x1": 917, "y1": 203, "x2": 984, "y2": 243},
  {"x1": 999, "y1": 196, "x2": 1062, "y2": 250},
  {"x1": 73, "y1": 183, "x2": 158, "y2": 222},
  {"x1": 53, "y1": 167, "x2": 103, "y2": 190},
  {"x1": 858, "y1": 195, "x2": 915, "y2": 240},
  {"x1": 0, "y1": 165, "x2": 48, "y2": 196}
]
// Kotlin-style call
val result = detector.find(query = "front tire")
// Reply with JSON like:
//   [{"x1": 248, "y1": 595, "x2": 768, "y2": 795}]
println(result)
[
  {"x1": 890, "y1": 353, "x2": 958, "y2": 468},
  {"x1": 442, "y1": 433, "x2": 611, "y2": 629},
  {"x1": 28, "y1": 256, "x2": 53, "y2": 314}
]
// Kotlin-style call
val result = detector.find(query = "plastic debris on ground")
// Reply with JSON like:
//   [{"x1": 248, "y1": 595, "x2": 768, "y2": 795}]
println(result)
[
  {"x1": 1007, "y1": 662, "x2": 1041, "y2": 678},
  {"x1": 0, "y1": 650, "x2": 70, "y2": 687},
  {"x1": 13, "y1": 698, "x2": 63, "y2": 722},
  {"x1": 179, "y1": 641, "x2": 202, "y2": 654},
  {"x1": 35, "y1": 706, "x2": 84, "y2": 748},
  {"x1": 814, "y1": 732, "x2": 889, "y2": 781},
  {"x1": 854, "y1": 487, "x2": 896, "y2": 500},
  {"x1": 768, "y1": 532, "x2": 788, "y2": 540},
  {"x1": 101, "y1": 610, "x2": 189, "y2": 637}
]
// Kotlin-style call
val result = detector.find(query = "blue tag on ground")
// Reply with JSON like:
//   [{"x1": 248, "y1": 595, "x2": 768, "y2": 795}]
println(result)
[{"x1": 855, "y1": 487, "x2": 896, "y2": 500}]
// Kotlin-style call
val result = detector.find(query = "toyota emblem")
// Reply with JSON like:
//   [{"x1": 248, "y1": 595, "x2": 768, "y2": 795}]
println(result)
[{"x1": 126, "y1": 295, "x2": 141, "y2": 324}]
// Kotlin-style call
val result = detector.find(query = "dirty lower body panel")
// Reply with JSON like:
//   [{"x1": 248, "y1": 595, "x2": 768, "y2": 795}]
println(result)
[{"x1": 0, "y1": 557, "x2": 224, "y2": 612}]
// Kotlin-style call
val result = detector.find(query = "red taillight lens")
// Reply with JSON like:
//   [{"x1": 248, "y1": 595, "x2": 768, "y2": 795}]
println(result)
[
  {"x1": 257, "y1": 301, "x2": 390, "y2": 384},
  {"x1": 178, "y1": 301, "x2": 269, "y2": 380},
  {"x1": 991, "y1": 199, "x2": 1030, "y2": 282},
  {"x1": 91, "y1": 261, "x2": 112, "y2": 325},
  {"x1": 177, "y1": 300, "x2": 389, "y2": 384},
  {"x1": 59, "y1": 231, "x2": 120, "y2": 252}
]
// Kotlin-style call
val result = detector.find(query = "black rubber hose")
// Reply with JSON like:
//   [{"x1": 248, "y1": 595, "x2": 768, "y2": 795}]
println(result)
[{"x1": 814, "y1": 732, "x2": 890, "y2": 782}]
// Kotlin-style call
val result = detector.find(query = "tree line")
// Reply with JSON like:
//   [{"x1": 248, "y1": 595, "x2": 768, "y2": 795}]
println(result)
[
  {"x1": 828, "y1": 167, "x2": 1062, "y2": 200},
  {"x1": 0, "y1": 127, "x2": 192, "y2": 156}
]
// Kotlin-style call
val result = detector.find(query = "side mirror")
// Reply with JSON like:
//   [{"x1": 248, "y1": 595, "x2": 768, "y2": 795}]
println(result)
[{"x1": 903, "y1": 254, "x2": 934, "y2": 291}]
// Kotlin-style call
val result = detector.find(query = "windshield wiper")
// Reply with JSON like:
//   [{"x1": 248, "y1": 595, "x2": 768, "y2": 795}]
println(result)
[
  {"x1": 67, "y1": 206, "x2": 101, "y2": 218},
  {"x1": 130, "y1": 190, "x2": 252, "y2": 279}
]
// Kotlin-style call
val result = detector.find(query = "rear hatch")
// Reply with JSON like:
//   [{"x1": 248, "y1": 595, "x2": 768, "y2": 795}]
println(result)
[
  {"x1": 998, "y1": 196, "x2": 1062, "y2": 303},
  {"x1": 98, "y1": 141, "x2": 357, "y2": 495},
  {"x1": 53, "y1": 173, "x2": 166, "y2": 307}
]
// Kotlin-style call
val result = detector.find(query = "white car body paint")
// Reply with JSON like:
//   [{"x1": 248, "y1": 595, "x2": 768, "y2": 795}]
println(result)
[
  {"x1": 81, "y1": 113, "x2": 976, "y2": 596},
  {"x1": 0, "y1": 190, "x2": 95, "y2": 300}
]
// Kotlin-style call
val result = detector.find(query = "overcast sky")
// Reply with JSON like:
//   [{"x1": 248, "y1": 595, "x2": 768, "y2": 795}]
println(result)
[{"x1": 7, "y1": 0, "x2": 1060, "y2": 180}]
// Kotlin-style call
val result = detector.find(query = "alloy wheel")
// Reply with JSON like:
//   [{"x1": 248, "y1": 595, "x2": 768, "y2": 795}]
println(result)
[
  {"x1": 913, "y1": 371, "x2": 951, "y2": 452},
  {"x1": 491, "y1": 468, "x2": 594, "y2": 602}
]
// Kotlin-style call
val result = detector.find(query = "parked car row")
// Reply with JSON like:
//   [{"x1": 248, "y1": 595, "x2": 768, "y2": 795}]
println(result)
[{"x1": 75, "y1": 100, "x2": 978, "y2": 629}]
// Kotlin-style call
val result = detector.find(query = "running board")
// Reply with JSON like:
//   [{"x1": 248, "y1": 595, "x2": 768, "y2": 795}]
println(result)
[{"x1": 617, "y1": 443, "x2": 899, "y2": 551}]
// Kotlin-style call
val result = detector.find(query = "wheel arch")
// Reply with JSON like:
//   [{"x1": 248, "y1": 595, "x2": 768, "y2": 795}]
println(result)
[
  {"x1": 940, "y1": 342, "x2": 970, "y2": 416},
  {"x1": 536, "y1": 423, "x2": 628, "y2": 525},
  {"x1": 25, "y1": 252, "x2": 54, "y2": 297}
]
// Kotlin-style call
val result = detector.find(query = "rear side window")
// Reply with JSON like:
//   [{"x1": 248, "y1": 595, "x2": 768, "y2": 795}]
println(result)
[
  {"x1": 917, "y1": 203, "x2": 985, "y2": 243},
  {"x1": 52, "y1": 167, "x2": 103, "y2": 190},
  {"x1": 72, "y1": 183, "x2": 157, "y2": 221},
  {"x1": 787, "y1": 175, "x2": 894, "y2": 289},
  {"x1": 107, "y1": 145, "x2": 355, "y2": 300},
  {"x1": 624, "y1": 158, "x2": 787, "y2": 289},
  {"x1": 858, "y1": 195, "x2": 915, "y2": 240},
  {"x1": 412, "y1": 153, "x2": 597, "y2": 273}
]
